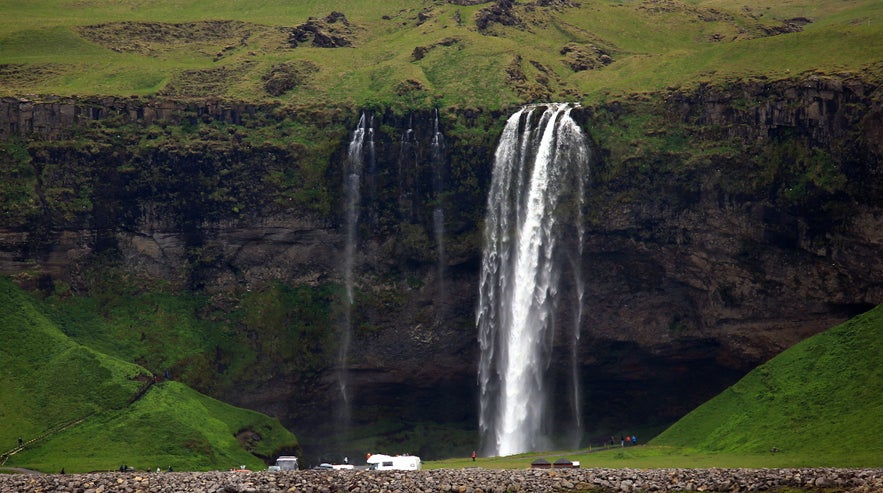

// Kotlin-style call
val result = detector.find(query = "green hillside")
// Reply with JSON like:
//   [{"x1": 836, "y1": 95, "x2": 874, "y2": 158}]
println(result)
[
  {"x1": 651, "y1": 304, "x2": 883, "y2": 466},
  {"x1": 0, "y1": 0, "x2": 880, "y2": 107},
  {"x1": 0, "y1": 278, "x2": 298, "y2": 473}
]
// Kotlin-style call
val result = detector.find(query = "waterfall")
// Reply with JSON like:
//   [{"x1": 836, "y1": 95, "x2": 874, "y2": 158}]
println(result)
[
  {"x1": 338, "y1": 112, "x2": 372, "y2": 428},
  {"x1": 431, "y1": 109, "x2": 447, "y2": 302},
  {"x1": 477, "y1": 103, "x2": 590, "y2": 456},
  {"x1": 399, "y1": 117, "x2": 418, "y2": 221}
]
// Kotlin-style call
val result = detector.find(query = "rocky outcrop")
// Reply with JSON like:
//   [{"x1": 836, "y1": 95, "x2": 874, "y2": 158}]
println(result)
[
  {"x1": 262, "y1": 61, "x2": 319, "y2": 96},
  {"x1": 289, "y1": 12, "x2": 358, "y2": 48},
  {"x1": 411, "y1": 37, "x2": 461, "y2": 61},
  {"x1": 475, "y1": 0, "x2": 522, "y2": 32}
]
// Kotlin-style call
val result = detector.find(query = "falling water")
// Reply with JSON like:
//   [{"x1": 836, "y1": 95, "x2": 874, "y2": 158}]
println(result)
[
  {"x1": 477, "y1": 104, "x2": 590, "y2": 456},
  {"x1": 431, "y1": 109, "x2": 447, "y2": 301},
  {"x1": 338, "y1": 112, "x2": 372, "y2": 428},
  {"x1": 399, "y1": 117, "x2": 418, "y2": 221}
]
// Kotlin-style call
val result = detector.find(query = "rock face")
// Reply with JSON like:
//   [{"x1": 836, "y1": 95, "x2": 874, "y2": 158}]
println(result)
[{"x1": 0, "y1": 74, "x2": 880, "y2": 458}]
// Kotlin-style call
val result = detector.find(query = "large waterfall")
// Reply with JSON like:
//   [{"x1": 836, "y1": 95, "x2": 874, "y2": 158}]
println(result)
[{"x1": 477, "y1": 104, "x2": 590, "y2": 456}]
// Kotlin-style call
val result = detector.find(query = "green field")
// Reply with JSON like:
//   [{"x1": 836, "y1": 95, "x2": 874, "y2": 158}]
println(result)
[
  {"x1": 0, "y1": 278, "x2": 298, "y2": 473},
  {"x1": 1, "y1": 0, "x2": 880, "y2": 107}
]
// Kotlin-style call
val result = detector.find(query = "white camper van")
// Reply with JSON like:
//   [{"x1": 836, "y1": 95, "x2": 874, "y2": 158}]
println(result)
[
  {"x1": 366, "y1": 454, "x2": 422, "y2": 471},
  {"x1": 270, "y1": 456, "x2": 299, "y2": 471}
]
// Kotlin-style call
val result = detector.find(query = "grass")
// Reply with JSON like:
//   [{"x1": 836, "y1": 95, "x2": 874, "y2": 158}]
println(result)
[
  {"x1": 425, "y1": 444, "x2": 879, "y2": 470},
  {"x1": 0, "y1": 278, "x2": 298, "y2": 473},
  {"x1": 8, "y1": 382, "x2": 296, "y2": 473},
  {"x1": 0, "y1": 0, "x2": 880, "y2": 107},
  {"x1": 41, "y1": 277, "x2": 341, "y2": 397},
  {"x1": 44, "y1": 287, "x2": 244, "y2": 390},
  {"x1": 0, "y1": 278, "x2": 144, "y2": 447}
]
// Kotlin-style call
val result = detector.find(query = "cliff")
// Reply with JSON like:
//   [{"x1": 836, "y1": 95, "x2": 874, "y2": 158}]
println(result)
[{"x1": 0, "y1": 73, "x2": 880, "y2": 458}]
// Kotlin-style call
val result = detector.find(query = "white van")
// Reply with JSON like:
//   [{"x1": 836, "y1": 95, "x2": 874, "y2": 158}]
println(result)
[
  {"x1": 273, "y1": 456, "x2": 299, "y2": 471},
  {"x1": 366, "y1": 454, "x2": 422, "y2": 471}
]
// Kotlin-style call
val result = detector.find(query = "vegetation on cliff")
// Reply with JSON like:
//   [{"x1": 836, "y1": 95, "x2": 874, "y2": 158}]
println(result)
[{"x1": 0, "y1": 278, "x2": 298, "y2": 473}]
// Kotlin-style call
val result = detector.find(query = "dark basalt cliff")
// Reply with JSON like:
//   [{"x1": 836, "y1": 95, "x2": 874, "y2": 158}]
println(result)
[{"x1": 0, "y1": 74, "x2": 880, "y2": 458}]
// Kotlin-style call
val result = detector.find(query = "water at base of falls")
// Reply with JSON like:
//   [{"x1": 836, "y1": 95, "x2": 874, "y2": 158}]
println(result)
[{"x1": 477, "y1": 103, "x2": 591, "y2": 457}]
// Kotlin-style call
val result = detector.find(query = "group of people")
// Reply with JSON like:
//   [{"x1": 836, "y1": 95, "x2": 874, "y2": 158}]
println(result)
[{"x1": 606, "y1": 435, "x2": 638, "y2": 447}]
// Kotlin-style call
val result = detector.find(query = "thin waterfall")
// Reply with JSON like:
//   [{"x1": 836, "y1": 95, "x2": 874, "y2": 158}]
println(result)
[
  {"x1": 338, "y1": 112, "x2": 372, "y2": 429},
  {"x1": 477, "y1": 104, "x2": 590, "y2": 457},
  {"x1": 431, "y1": 109, "x2": 447, "y2": 303},
  {"x1": 399, "y1": 116, "x2": 418, "y2": 221}
]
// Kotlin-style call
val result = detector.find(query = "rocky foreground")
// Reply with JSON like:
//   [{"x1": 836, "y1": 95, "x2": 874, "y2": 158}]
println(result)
[{"x1": 1, "y1": 468, "x2": 882, "y2": 493}]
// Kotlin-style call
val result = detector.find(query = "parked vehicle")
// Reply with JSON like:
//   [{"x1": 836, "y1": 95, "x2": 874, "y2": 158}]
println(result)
[
  {"x1": 365, "y1": 454, "x2": 422, "y2": 471},
  {"x1": 274, "y1": 456, "x2": 299, "y2": 471}
]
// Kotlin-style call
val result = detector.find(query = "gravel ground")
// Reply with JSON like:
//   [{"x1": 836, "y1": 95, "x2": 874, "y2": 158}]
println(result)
[{"x1": 0, "y1": 467, "x2": 881, "y2": 492}]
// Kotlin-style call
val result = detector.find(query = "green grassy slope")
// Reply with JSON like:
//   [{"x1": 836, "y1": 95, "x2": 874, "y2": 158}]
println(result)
[
  {"x1": 0, "y1": 279, "x2": 145, "y2": 449},
  {"x1": 7, "y1": 382, "x2": 296, "y2": 473},
  {"x1": 650, "y1": 304, "x2": 883, "y2": 466},
  {"x1": 0, "y1": 278, "x2": 298, "y2": 472},
  {"x1": 0, "y1": 0, "x2": 880, "y2": 107},
  {"x1": 41, "y1": 279, "x2": 339, "y2": 399}
]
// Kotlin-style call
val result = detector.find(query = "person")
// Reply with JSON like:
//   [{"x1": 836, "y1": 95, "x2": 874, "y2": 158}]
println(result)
[
  {"x1": 18, "y1": 437, "x2": 23, "y2": 448},
  {"x1": 471, "y1": 450, "x2": 476, "y2": 462},
  {"x1": 620, "y1": 435, "x2": 624, "y2": 447},
  {"x1": 632, "y1": 435, "x2": 637, "y2": 446},
  {"x1": 343, "y1": 457, "x2": 348, "y2": 464}
]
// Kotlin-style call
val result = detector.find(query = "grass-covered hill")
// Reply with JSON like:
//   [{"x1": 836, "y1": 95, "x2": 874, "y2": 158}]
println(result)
[
  {"x1": 649, "y1": 303, "x2": 883, "y2": 467},
  {"x1": 0, "y1": 0, "x2": 880, "y2": 107},
  {"x1": 0, "y1": 277, "x2": 298, "y2": 473}
]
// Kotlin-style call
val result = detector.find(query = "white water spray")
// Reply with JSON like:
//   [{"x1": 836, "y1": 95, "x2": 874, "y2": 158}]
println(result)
[
  {"x1": 477, "y1": 104, "x2": 590, "y2": 456},
  {"x1": 339, "y1": 112, "x2": 373, "y2": 425},
  {"x1": 431, "y1": 109, "x2": 447, "y2": 301}
]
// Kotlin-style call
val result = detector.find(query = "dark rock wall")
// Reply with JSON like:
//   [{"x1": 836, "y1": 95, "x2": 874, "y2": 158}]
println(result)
[{"x1": 568, "y1": 75, "x2": 882, "y2": 433}]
